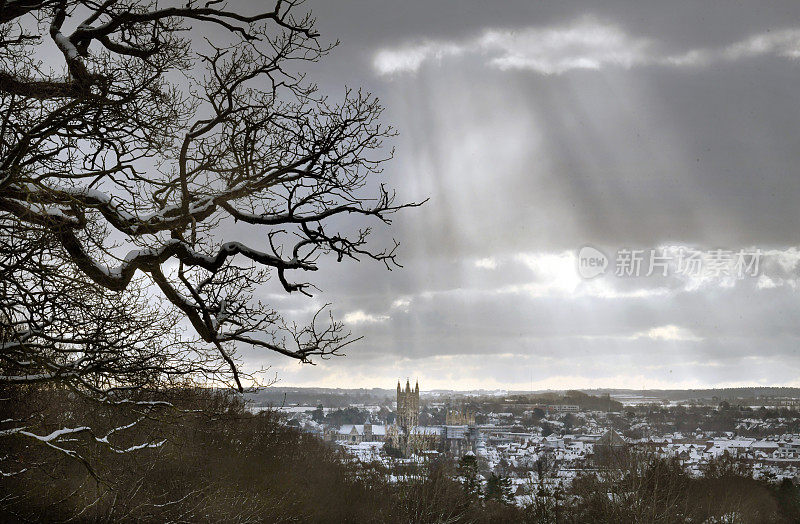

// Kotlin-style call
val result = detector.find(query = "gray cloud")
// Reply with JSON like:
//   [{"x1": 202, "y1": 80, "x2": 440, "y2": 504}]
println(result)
[{"x1": 234, "y1": 0, "x2": 800, "y2": 389}]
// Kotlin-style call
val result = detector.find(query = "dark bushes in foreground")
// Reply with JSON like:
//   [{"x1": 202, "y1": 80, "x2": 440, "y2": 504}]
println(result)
[{"x1": 2, "y1": 388, "x2": 382, "y2": 522}]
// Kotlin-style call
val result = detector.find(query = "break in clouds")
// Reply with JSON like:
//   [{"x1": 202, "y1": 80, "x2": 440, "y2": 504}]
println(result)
[
  {"x1": 248, "y1": 0, "x2": 800, "y2": 390},
  {"x1": 372, "y1": 16, "x2": 800, "y2": 76}
]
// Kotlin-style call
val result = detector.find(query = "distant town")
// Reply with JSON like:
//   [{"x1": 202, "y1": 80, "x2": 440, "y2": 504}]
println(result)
[{"x1": 247, "y1": 383, "x2": 800, "y2": 506}]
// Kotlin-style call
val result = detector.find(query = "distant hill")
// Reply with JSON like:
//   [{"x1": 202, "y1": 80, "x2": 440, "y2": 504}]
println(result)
[
  {"x1": 581, "y1": 387, "x2": 800, "y2": 401},
  {"x1": 502, "y1": 390, "x2": 624, "y2": 411}
]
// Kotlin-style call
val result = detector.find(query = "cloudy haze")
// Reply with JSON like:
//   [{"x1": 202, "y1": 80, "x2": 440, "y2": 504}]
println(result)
[{"x1": 244, "y1": 0, "x2": 800, "y2": 390}]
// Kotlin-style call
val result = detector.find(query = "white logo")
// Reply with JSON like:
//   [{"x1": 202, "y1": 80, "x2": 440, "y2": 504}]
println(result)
[{"x1": 577, "y1": 246, "x2": 608, "y2": 279}]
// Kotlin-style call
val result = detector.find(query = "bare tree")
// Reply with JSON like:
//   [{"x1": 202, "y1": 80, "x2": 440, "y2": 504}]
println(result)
[{"x1": 0, "y1": 0, "x2": 419, "y2": 473}]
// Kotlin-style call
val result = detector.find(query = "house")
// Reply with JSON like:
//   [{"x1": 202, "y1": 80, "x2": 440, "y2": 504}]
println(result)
[
  {"x1": 331, "y1": 423, "x2": 387, "y2": 443},
  {"x1": 593, "y1": 429, "x2": 629, "y2": 466}
]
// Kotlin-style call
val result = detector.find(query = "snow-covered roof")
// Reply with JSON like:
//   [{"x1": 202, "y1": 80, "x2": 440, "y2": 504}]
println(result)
[
  {"x1": 337, "y1": 424, "x2": 387, "y2": 436},
  {"x1": 413, "y1": 426, "x2": 443, "y2": 436}
]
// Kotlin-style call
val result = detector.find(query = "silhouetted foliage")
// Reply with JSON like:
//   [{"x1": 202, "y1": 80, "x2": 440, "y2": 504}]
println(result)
[
  {"x1": 485, "y1": 473, "x2": 514, "y2": 505},
  {"x1": 324, "y1": 406, "x2": 370, "y2": 426},
  {"x1": 457, "y1": 453, "x2": 481, "y2": 500},
  {"x1": 0, "y1": 0, "x2": 420, "y2": 478}
]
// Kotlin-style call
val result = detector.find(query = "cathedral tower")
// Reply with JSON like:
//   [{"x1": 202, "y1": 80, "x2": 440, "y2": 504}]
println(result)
[{"x1": 396, "y1": 378, "x2": 419, "y2": 427}]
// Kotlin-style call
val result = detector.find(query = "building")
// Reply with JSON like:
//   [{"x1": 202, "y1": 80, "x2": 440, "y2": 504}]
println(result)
[
  {"x1": 593, "y1": 429, "x2": 629, "y2": 466},
  {"x1": 442, "y1": 406, "x2": 478, "y2": 455},
  {"x1": 409, "y1": 426, "x2": 444, "y2": 454},
  {"x1": 446, "y1": 408, "x2": 476, "y2": 425},
  {"x1": 390, "y1": 379, "x2": 443, "y2": 456},
  {"x1": 329, "y1": 423, "x2": 387, "y2": 443},
  {"x1": 443, "y1": 424, "x2": 480, "y2": 456},
  {"x1": 548, "y1": 405, "x2": 580, "y2": 413},
  {"x1": 396, "y1": 379, "x2": 419, "y2": 428}
]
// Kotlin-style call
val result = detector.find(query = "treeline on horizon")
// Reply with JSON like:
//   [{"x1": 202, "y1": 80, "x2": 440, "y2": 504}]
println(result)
[
  {"x1": 245, "y1": 387, "x2": 397, "y2": 409},
  {"x1": 246, "y1": 388, "x2": 626, "y2": 412},
  {"x1": 244, "y1": 386, "x2": 800, "y2": 410}
]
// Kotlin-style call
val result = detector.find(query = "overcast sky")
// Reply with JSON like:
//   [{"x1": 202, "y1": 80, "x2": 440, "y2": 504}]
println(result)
[{"x1": 244, "y1": 0, "x2": 800, "y2": 390}]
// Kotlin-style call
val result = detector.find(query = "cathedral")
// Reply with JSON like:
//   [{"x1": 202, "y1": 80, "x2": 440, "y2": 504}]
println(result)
[{"x1": 388, "y1": 379, "x2": 440, "y2": 456}]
